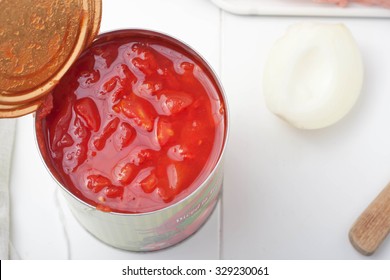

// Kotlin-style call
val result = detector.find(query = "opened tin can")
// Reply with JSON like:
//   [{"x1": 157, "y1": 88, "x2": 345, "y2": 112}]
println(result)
[{"x1": 34, "y1": 29, "x2": 229, "y2": 251}]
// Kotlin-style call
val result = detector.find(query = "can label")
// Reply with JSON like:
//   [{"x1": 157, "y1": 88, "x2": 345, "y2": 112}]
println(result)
[{"x1": 140, "y1": 163, "x2": 224, "y2": 251}]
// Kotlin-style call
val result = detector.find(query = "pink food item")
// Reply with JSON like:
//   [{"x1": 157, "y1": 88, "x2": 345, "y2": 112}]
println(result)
[{"x1": 315, "y1": 0, "x2": 390, "y2": 8}]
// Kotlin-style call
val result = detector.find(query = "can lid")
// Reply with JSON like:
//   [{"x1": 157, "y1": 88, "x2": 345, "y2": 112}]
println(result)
[{"x1": 0, "y1": 0, "x2": 102, "y2": 118}]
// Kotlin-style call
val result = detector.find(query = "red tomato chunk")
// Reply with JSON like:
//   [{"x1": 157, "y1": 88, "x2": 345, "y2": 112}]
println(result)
[{"x1": 37, "y1": 33, "x2": 225, "y2": 213}]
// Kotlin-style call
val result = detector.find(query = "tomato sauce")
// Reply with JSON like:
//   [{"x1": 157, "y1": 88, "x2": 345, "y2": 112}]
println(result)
[{"x1": 36, "y1": 31, "x2": 226, "y2": 213}]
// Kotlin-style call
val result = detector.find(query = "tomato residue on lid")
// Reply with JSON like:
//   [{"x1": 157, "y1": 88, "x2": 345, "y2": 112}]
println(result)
[{"x1": 36, "y1": 31, "x2": 226, "y2": 213}]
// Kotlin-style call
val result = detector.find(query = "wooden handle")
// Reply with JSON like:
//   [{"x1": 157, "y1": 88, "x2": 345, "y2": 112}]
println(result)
[{"x1": 349, "y1": 182, "x2": 390, "y2": 256}]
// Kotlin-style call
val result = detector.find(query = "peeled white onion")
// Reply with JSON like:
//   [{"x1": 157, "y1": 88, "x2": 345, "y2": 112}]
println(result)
[{"x1": 263, "y1": 22, "x2": 363, "y2": 129}]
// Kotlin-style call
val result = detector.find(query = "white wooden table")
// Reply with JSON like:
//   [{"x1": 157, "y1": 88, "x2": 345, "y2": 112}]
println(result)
[{"x1": 9, "y1": 0, "x2": 390, "y2": 259}]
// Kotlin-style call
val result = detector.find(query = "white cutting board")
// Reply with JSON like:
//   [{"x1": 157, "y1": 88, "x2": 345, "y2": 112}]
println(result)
[{"x1": 211, "y1": 0, "x2": 390, "y2": 17}]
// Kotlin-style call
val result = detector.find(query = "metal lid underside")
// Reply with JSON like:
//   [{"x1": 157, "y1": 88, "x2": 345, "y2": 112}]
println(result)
[{"x1": 0, "y1": 0, "x2": 102, "y2": 118}]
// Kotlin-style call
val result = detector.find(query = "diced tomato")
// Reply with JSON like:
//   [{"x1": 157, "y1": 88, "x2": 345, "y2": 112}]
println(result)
[
  {"x1": 157, "y1": 118, "x2": 174, "y2": 146},
  {"x1": 111, "y1": 87, "x2": 127, "y2": 104},
  {"x1": 74, "y1": 98, "x2": 101, "y2": 132},
  {"x1": 167, "y1": 144, "x2": 193, "y2": 161},
  {"x1": 179, "y1": 62, "x2": 199, "y2": 88},
  {"x1": 140, "y1": 172, "x2": 158, "y2": 193},
  {"x1": 114, "y1": 122, "x2": 136, "y2": 150},
  {"x1": 166, "y1": 164, "x2": 178, "y2": 191},
  {"x1": 125, "y1": 149, "x2": 153, "y2": 166},
  {"x1": 117, "y1": 64, "x2": 136, "y2": 87},
  {"x1": 131, "y1": 43, "x2": 143, "y2": 53},
  {"x1": 86, "y1": 175, "x2": 112, "y2": 193},
  {"x1": 137, "y1": 80, "x2": 163, "y2": 98},
  {"x1": 136, "y1": 150, "x2": 152, "y2": 165},
  {"x1": 56, "y1": 133, "x2": 74, "y2": 149},
  {"x1": 101, "y1": 76, "x2": 118, "y2": 94},
  {"x1": 50, "y1": 96, "x2": 73, "y2": 153},
  {"x1": 132, "y1": 51, "x2": 158, "y2": 76},
  {"x1": 160, "y1": 90, "x2": 193, "y2": 115},
  {"x1": 93, "y1": 117, "x2": 120, "y2": 150},
  {"x1": 180, "y1": 62, "x2": 194, "y2": 72},
  {"x1": 73, "y1": 118, "x2": 89, "y2": 139},
  {"x1": 75, "y1": 143, "x2": 88, "y2": 169},
  {"x1": 91, "y1": 43, "x2": 119, "y2": 68},
  {"x1": 166, "y1": 163, "x2": 193, "y2": 194},
  {"x1": 105, "y1": 186, "x2": 124, "y2": 198},
  {"x1": 118, "y1": 99, "x2": 155, "y2": 131},
  {"x1": 78, "y1": 70, "x2": 100, "y2": 88},
  {"x1": 96, "y1": 204, "x2": 112, "y2": 212},
  {"x1": 114, "y1": 163, "x2": 134, "y2": 185},
  {"x1": 62, "y1": 142, "x2": 88, "y2": 173},
  {"x1": 64, "y1": 119, "x2": 90, "y2": 171},
  {"x1": 158, "y1": 67, "x2": 181, "y2": 89},
  {"x1": 157, "y1": 185, "x2": 175, "y2": 203}
]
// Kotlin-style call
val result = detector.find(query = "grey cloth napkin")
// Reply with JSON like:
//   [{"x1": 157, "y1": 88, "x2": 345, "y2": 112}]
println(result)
[{"x1": 0, "y1": 119, "x2": 16, "y2": 260}]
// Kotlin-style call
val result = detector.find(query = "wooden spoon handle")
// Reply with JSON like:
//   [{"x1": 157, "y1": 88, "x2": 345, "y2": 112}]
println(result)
[{"x1": 349, "y1": 182, "x2": 390, "y2": 256}]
